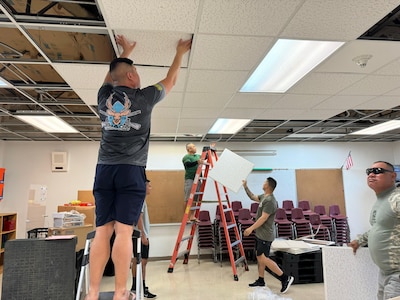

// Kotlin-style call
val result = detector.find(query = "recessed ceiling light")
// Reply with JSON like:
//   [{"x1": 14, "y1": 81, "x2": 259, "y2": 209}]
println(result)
[
  {"x1": 15, "y1": 112, "x2": 78, "y2": 133},
  {"x1": 208, "y1": 118, "x2": 252, "y2": 134},
  {"x1": 240, "y1": 39, "x2": 344, "y2": 93}
]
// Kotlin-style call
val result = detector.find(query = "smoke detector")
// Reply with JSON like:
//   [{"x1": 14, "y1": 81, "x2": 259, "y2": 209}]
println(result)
[{"x1": 352, "y1": 54, "x2": 373, "y2": 68}]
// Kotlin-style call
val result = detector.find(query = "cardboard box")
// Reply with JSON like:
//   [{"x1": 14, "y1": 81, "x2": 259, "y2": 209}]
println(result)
[
  {"x1": 57, "y1": 205, "x2": 95, "y2": 229},
  {"x1": 77, "y1": 190, "x2": 95, "y2": 204},
  {"x1": 48, "y1": 224, "x2": 94, "y2": 251}
]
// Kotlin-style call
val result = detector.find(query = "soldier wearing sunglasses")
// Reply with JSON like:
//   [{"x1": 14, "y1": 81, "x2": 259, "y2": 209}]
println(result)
[{"x1": 348, "y1": 161, "x2": 400, "y2": 300}]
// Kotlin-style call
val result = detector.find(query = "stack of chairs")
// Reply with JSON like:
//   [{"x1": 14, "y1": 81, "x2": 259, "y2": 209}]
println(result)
[
  {"x1": 282, "y1": 200, "x2": 294, "y2": 221},
  {"x1": 329, "y1": 205, "x2": 350, "y2": 245},
  {"x1": 250, "y1": 202, "x2": 259, "y2": 219},
  {"x1": 215, "y1": 211, "x2": 237, "y2": 265},
  {"x1": 197, "y1": 210, "x2": 216, "y2": 263},
  {"x1": 231, "y1": 200, "x2": 243, "y2": 222},
  {"x1": 298, "y1": 200, "x2": 313, "y2": 220},
  {"x1": 237, "y1": 208, "x2": 256, "y2": 260},
  {"x1": 274, "y1": 208, "x2": 294, "y2": 239},
  {"x1": 291, "y1": 208, "x2": 312, "y2": 239},
  {"x1": 309, "y1": 213, "x2": 331, "y2": 241},
  {"x1": 314, "y1": 205, "x2": 333, "y2": 234}
]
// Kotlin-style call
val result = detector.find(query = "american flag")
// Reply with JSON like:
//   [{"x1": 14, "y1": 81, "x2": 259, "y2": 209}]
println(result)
[{"x1": 345, "y1": 152, "x2": 353, "y2": 170}]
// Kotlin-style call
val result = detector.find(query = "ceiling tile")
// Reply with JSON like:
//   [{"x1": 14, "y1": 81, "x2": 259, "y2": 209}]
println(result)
[
  {"x1": 199, "y1": 0, "x2": 302, "y2": 36},
  {"x1": 182, "y1": 93, "x2": 232, "y2": 109},
  {"x1": 282, "y1": 0, "x2": 400, "y2": 40},
  {"x1": 339, "y1": 75, "x2": 400, "y2": 96},
  {"x1": 313, "y1": 95, "x2": 375, "y2": 110},
  {"x1": 191, "y1": 34, "x2": 273, "y2": 71},
  {"x1": 177, "y1": 118, "x2": 215, "y2": 134},
  {"x1": 354, "y1": 96, "x2": 400, "y2": 110},
  {"x1": 99, "y1": 0, "x2": 199, "y2": 32},
  {"x1": 270, "y1": 94, "x2": 330, "y2": 109},
  {"x1": 226, "y1": 93, "x2": 282, "y2": 109},
  {"x1": 186, "y1": 70, "x2": 249, "y2": 93}
]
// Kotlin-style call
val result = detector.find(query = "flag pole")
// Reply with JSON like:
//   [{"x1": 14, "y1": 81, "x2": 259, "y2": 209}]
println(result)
[{"x1": 341, "y1": 151, "x2": 351, "y2": 169}]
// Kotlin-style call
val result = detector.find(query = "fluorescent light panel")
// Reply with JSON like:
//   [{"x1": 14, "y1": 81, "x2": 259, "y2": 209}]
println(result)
[
  {"x1": 350, "y1": 120, "x2": 400, "y2": 135},
  {"x1": 241, "y1": 39, "x2": 344, "y2": 93},
  {"x1": 208, "y1": 118, "x2": 251, "y2": 134},
  {"x1": 0, "y1": 76, "x2": 12, "y2": 87},
  {"x1": 15, "y1": 115, "x2": 78, "y2": 133}
]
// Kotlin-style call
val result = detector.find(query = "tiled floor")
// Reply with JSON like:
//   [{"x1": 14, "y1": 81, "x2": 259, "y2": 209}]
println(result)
[
  {"x1": 0, "y1": 258, "x2": 325, "y2": 299},
  {"x1": 99, "y1": 258, "x2": 325, "y2": 300}
]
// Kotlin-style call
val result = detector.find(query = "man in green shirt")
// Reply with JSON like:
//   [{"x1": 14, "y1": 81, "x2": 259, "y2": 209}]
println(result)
[
  {"x1": 182, "y1": 143, "x2": 204, "y2": 222},
  {"x1": 349, "y1": 161, "x2": 400, "y2": 300},
  {"x1": 243, "y1": 177, "x2": 294, "y2": 294}
]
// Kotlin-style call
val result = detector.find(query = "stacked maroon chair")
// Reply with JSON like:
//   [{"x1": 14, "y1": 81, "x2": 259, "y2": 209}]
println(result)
[
  {"x1": 329, "y1": 205, "x2": 350, "y2": 245},
  {"x1": 216, "y1": 211, "x2": 237, "y2": 265},
  {"x1": 298, "y1": 200, "x2": 313, "y2": 220},
  {"x1": 238, "y1": 208, "x2": 256, "y2": 260},
  {"x1": 314, "y1": 205, "x2": 333, "y2": 234},
  {"x1": 274, "y1": 208, "x2": 294, "y2": 239},
  {"x1": 309, "y1": 213, "x2": 331, "y2": 241},
  {"x1": 282, "y1": 200, "x2": 294, "y2": 221},
  {"x1": 197, "y1": 210, "x2": 216, "y2": 262},
  {"x1": 250, "y1": 202, "x2": 259, "y2": 219},
  {"x1": 291, "y1": 208, "x2": 312, "y2": 239},
  {"x1": 231, "y1": 200, "x2": 243, "y2": 221}
]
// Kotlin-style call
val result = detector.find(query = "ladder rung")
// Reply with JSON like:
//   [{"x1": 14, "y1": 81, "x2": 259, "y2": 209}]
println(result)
[
  {"x1": 226, "y1": 224, "x2": 236, "y2": 230},
  {"x1": 223, "y1": 207, "x2": 232, "y2": 213},
  {"x1": 177, "y1": 250, "x2": 190, "y2": 259},
  {"x1": 194, "y1": 192, "x2": 204, "y2": 195},
  {"x1": 234, "y1": 255, "x2": 246, "y2": 266},
  {"x1": 231, "y1": 240, "x2": 241, "y2": 248},
  {"x1": 190, "y1": 206, "x2": 201, "y2": 210},
  {"x1": 181, "y1": 235, "x2": 194, "y2": 242}
]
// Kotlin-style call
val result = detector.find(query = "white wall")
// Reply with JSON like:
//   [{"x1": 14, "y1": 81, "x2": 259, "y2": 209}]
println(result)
[{"x1": 0, "y1": 140, "x2": 398, "y2": 258}]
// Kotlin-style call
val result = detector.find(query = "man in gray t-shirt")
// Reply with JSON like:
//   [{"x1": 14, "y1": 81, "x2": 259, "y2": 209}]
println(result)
[{"x1": 86, "y1": 34, "x2": 191, "y2": 300}]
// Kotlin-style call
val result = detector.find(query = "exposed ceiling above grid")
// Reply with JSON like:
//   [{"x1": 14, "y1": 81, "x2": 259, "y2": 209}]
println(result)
[{"x1": 1, "y1": 0, "x2": 400, "y2": 143}]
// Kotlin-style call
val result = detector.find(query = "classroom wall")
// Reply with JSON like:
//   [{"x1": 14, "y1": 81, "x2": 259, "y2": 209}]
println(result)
[{"x1": 0, "y1": 140, "x2": 398, "y2": 258}]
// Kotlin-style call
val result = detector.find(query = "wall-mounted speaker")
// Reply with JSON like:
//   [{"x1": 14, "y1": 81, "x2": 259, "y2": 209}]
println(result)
[{"x1": 52, "y1": 151, "x2": 68, "y2": 172}]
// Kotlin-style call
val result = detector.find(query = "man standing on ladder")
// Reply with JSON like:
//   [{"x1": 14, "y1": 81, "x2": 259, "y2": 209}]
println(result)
[
  {"x1": 86, "y1": 34, "x2": 191, "y2": 300},
  {"x1": 242, "y1": 177, "x2": 294, "y2": 294},
  {"x1": 182, "y1": 143, "x2": 204, "y2": 223}
]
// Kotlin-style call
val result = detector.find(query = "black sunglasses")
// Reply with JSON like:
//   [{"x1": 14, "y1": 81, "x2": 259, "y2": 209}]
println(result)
[{"x1": 366, "y1": 167, "x2": 394, "y2": 175}]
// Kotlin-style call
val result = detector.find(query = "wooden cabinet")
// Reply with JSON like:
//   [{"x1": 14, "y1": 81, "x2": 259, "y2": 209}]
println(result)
[{"x1": 0, "y1": 213, "x2": 17, "y2": 273}]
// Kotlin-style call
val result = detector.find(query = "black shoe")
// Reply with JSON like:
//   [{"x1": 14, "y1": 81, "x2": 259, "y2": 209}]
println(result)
[
  {"x1": 280, "y1": 276, "x2": 294, "y2": 293},
  {"x1": 248, "y1": 279, "x2": 265, "y2": 287},
  {"x1": 144, "y1": 287, "x2": 157, "y2": 298}
]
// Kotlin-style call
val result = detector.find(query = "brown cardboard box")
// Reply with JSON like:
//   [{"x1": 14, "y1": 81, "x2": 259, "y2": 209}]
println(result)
[
  {"x1": 77, "y1": 190, "x2": 95, "y2": 204},
  {"x1": 48, "y1": 224, "x2": 94, "y2": 251},
  {"x1": 57, "y1": 205, "x2": 95, "y2": 229}
]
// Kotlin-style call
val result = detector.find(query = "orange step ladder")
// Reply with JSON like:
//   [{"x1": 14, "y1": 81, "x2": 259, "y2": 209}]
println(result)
[{"x1": 167, "y1": 146, "x2": 249, "y2": 281}]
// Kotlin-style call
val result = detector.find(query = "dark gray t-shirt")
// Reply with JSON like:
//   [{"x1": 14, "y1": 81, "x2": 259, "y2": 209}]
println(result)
[{"x1": 97, "y1": 83, "x2": 165, "y2": 166}]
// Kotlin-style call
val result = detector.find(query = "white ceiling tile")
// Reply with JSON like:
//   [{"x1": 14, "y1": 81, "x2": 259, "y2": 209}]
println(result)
[
  {"x1": 181, "y1": 107, "x2": 220, "y2": 119},
  {"x1": 316, "y1": 40, "x2": 400, "y2": 74},
  {"x1": 282, "y1": 0, "x2": 400, "y2": 40},
  {"x1": 137, "y1": 67, "x2": 188, "y2": 92},
  {"x1": 152, "y1": 107, "x2": 181, "y2": 119},
  {"x1": 314, "y1": 95, "x2": 375, "y2": 110},
  {"x1": 339, "y1": 75, "x2": 400, "y2": 96},
  {"x1": 151, "y1": 118, "x2": 178, "y2": 134},
  {"x1": 186, "y1": 70, "x2": 249, "y2": 93},
  {"x1": 226, "y1": 93, "x2": 283, "y2": 109},
  {"x1": 53, "y1": 63, "x2": 106, "y2": 90},
  {"x1": 270, "y1": 94, "x2": 330, "y2": 109},
  {"x1": 354, "y1": 96, "x2": 400, "y2": 110},
  {"x1": 74, "y1": 89, "x2": 98, "y2": 106},
  {"x1": 290, "y1": 72, "x2": 365, "y2": 94},
  {"x1": 219, "y1": 108, "x2": 262, "y2": 119},
  {"x1": 191, "y1": 35, "x2": 273, "y2": 71},
  {"x1": 177, "y1": 118, "x2": 215, "y2": 134},
  {"x1": 157, "y1": 92, "x2": 184, "y2": 108},
  {"x1": 199, "y1": 0, "x2": 301, "y2": 36},
  {"x1": 257, "y1": 109, "x2": 306, "y2": 119},
  {"x1": 99, "y1": 0, "x2": 199, "y2": 32},
  {"x1": 115, "y1": 30, "x2": 191, "y2": 68},
  {"x1": 375, "y1": 58, "x2": 400, "y2": 76},
  {"x1": 182, "y1": 93, "x2": 232, "y2": 108}
]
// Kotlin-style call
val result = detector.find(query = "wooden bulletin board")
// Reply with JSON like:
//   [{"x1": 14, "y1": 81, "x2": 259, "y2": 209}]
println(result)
[
  {"x1": 145, "y1": 170, "x2": 185, "y2": 224},
  {"x1": 295, "y1": 169, "x2": 346, "y2": 215}
]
